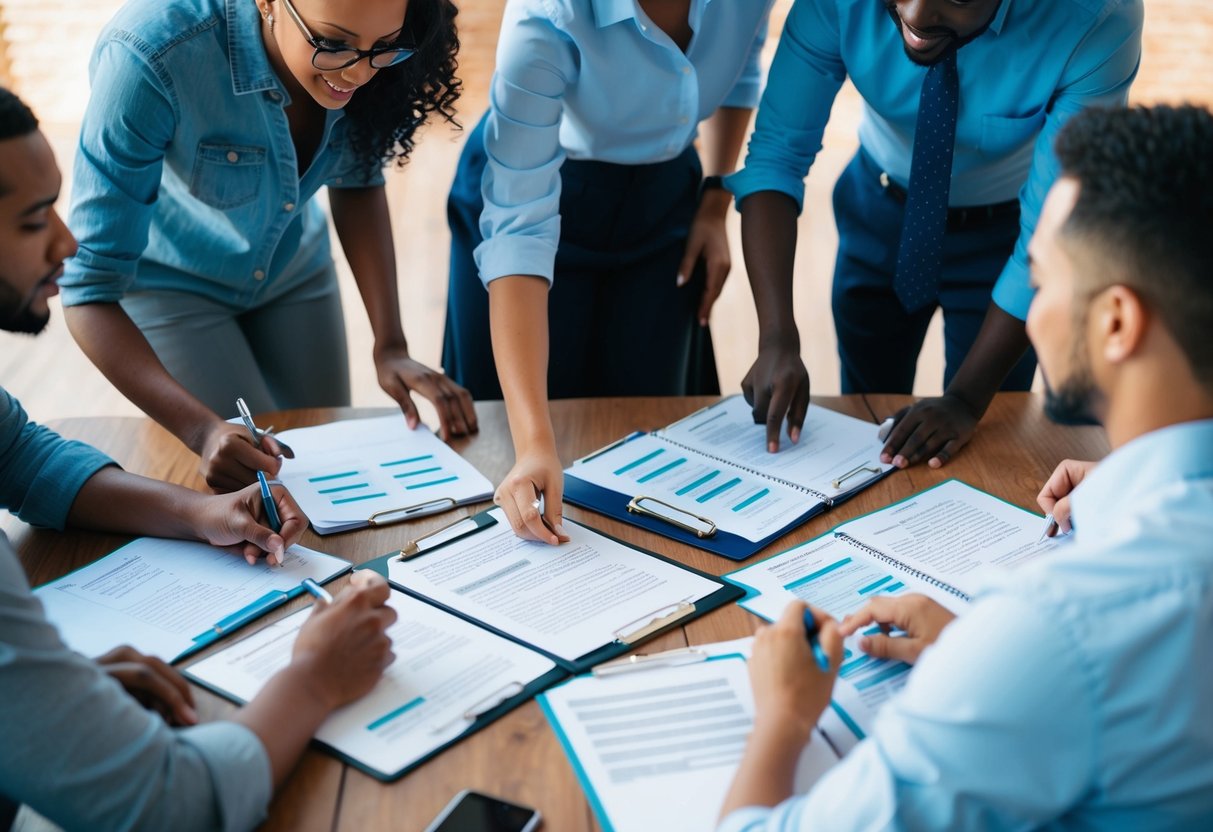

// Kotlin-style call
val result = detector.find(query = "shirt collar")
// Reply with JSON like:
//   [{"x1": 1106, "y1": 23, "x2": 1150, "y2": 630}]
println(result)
[
  {"x1": 592, "y1": 0, "x2": 711, "y2": 29},
  {"x1": 1069, "y1": 419, "x2": 1213, "y2": 537},
  {"x1": 226, "y1": 0, "x2": 284, "y2": 95},
  {"x1": 988, "y1": 0, "x2": 1013, "y2": 36}
]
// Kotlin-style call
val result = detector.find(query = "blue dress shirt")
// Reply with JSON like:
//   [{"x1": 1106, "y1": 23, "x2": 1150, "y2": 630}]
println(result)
[
  {"x1": 720, "y1": 419, "x2": 1213, "y2": 831},
  {"x1": 475, "y1": 0, "x2": 772, "y2": 286},
  {"x1": 726, "y1": 0, "x2": 1143, "y2": 320},
  {"x1": 0, "y1": 386, "x2": 113, "y2": 529},
  {"x1": 61, "y1": 0, "x2": 383, "y2": 309}
]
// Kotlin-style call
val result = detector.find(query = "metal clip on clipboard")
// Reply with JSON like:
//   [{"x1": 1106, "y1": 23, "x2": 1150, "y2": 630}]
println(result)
[
  {"x1": 397, "y1": 511, "x2": 498, "y2": 560},
  {"x1": 592, "y1": 646, "x2": 709, "y2": 677},
  {"x1": 626, "y1": 495, "x2": 717, "y2": 538},
  {"x1": 831, "y1": 464, "x2": 882, "y2": 490},
  {"x1": 612, "y1": 598, "x2": 698, "y2": 645},
  {"x1": 428, "y1": 680, "x2": 526, "y2": 734},
  {"x1": 367, "y1": 496, "x2": 458, "y2": 528}
]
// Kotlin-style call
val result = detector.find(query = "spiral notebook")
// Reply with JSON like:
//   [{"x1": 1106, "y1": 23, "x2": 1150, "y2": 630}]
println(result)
[
  {"x1": 564, "y1": 395, "x2": 895, "y2": 560},
  {"x1": 724, "y1": 479, "x2": 1064, "y2": 729}
]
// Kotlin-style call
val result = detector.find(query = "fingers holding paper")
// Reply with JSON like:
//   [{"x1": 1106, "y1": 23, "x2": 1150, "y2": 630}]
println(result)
[
  {"x1": 750, "y1": 601, "x2": 842, "y2": 740},
  {"x1": 1037, "y1": 459, "x2": 1097, "y2": 535},
  {"x1": 839, "y1": 594, "x2": 956, "y2": 665},
  {"x1": 197, "y1": 483, "x2": 308, "y2": 567},
  {"x1": 97, "y1": 645, "x2": 198, "y2": 726},
  {"x1": 495, "y1": 448, "x2": 570, "y2": 546}
]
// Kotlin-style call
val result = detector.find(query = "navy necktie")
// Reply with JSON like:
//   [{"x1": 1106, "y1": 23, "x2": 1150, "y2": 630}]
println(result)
[{"x1": 894, "y1": 49, "x2": 959, "y2": 313}]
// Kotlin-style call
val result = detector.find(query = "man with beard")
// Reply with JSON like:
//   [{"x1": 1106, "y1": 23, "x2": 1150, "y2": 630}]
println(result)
[
  {"x1": 0, "y1": 87, "x2": 397, "y2": 831},
  {"x1": 728, "y1": 0, "x2": 1143, "y2": 470},
  {"x1": 717, "y1": 103, "x2": 1213, "y2": 830}
]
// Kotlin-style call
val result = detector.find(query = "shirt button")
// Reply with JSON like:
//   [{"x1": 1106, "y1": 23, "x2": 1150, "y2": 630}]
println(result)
[
  {"x1": 268, "y1": 91, "x2": 281, "y2": 102},
  {"x1": 253, "y1": 269, "x2": 266, "y2": 281},
  {"x1": 682, "y1": 66, "x2": 691, "y2": 75},
  {"x1": 226, "y1": 151, "x2": 239, "y2": 163},
  {"x1": 333, "y1": 177, "x2": 344, "y2": 185},
  {"x1": 284, "y1": 202, "x2": 295, "y2": 212}
]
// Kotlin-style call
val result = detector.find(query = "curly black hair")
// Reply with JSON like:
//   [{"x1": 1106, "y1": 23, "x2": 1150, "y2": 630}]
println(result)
[
  {"x1": 340, "y1": 0, "x2": 462, "y2": 180},
  {"x1": 1054, "y1": 104, "x2": 1213, "y2": 390}
]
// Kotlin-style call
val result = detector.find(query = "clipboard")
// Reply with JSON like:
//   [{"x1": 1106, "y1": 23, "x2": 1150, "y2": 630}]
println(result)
[{"x1": 357, "y1": 508, "x2": 744, "y2": 674}]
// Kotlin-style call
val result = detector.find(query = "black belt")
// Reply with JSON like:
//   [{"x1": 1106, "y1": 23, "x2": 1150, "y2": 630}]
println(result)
[{"x1": 877, "y1": 169, "x2": 1020, "y2": 231}]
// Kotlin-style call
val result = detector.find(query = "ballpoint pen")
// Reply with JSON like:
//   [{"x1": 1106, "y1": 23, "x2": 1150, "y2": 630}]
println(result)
[
  {"x1": 300, "y1": 578, "x2": 334, "y2": 605},
  {"x1": 803, "y1": 609, "x2": 833, "y2": 672},
  {"x1": 235, "y1": 397, "x2": 294, "y2": 456},
  {"x1": 257, "y1": 471, "x2": 283, "y2": 539}
]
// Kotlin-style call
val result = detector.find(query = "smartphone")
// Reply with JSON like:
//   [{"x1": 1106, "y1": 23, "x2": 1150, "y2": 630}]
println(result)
[{"x1": 422, "y1": 789, "x2": 542, "y2": 832}]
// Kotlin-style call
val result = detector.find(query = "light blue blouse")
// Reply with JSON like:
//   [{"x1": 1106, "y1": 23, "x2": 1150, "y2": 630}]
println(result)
[
  {"x1": 475, "y1": 0, "x2": 773, "y2": 286},
  {"x1": 61, "y1": 0, "x2": 383, "y2": 309}
]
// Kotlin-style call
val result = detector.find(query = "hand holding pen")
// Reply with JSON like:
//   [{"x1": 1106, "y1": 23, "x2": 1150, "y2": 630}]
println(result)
[
  {"x1": 747, "y1": 601, "x2": 842, "y2": 742},
  {"x1": 1036, "y1": 458, "x2": 1096, "y2": 540},
  {"x1": 191, "y1": 483, "x2": 307, "y2": 567},
  {"x1": 196, "y1": 400, "x2": 295, "y2": 493}
]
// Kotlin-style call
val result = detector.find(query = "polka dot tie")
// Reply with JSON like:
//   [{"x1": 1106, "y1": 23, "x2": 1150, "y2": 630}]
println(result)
[{"x1": 894, "y1": 49, "x2": 959, "y2": 313}]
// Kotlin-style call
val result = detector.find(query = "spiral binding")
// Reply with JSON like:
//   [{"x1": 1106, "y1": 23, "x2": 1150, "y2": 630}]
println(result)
[
  {"x1": 834, "y1": 532, "x2": 970, "y2": 601},
  {"x1": 654, "y1": 434, "x2": 834, "y2": 505}
]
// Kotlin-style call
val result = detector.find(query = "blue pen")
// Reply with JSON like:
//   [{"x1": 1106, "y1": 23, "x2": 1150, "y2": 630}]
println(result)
[
  {"x1": 257, "y1": 470, "x2": 283, "y2": 534},
  {"x1": 803, "y1": 609, "x2": 832, "y2": 672},
  {"x1": 300, "y1": 578, "x2": 334, "y2": 605}
]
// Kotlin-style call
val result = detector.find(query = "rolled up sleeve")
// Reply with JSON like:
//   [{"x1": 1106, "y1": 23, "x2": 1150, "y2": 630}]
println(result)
[
  {"x1": 721, "y1": 14, "x2": 770, "y2": 109},
  {"x1": 474, "y1": 9, "x2": 577, "y2": 286},
  {"x1": 724, "y1": 0, "x2": 846, "y2": 211},
  {"x1": 61, "y1": 35, "x2": 177, "y2": 307},
  {"x1": 992, "y1": 0, "x2": 1142, "y2": 320}
]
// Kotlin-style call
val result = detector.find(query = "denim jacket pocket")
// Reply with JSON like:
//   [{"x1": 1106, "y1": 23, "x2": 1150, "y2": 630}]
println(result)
[
  {"x1": 190, "y1": 142, "x2": 267, "y2": 209},
  {"x1": 980, "y1": 108, "x2": 1047, "y2": 159}
]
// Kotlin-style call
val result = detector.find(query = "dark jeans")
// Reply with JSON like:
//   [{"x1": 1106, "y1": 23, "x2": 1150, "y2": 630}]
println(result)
[
  {"x1": 443, "y1": 113, "x2": 719, "y2": 400},
  {"x1": 831, "y1": 149, "x2": 1037, "y2": 394}
]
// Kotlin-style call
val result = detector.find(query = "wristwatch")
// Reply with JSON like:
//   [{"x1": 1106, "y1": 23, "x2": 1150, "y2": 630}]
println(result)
[{"x1": 700, "y1": 175, "x2": 726, "y2": 196}]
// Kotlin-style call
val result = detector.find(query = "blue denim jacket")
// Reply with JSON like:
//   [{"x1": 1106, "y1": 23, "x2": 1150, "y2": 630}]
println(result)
[{"x1": 61, "y1": 0, "x2": 384, "y2": 308}]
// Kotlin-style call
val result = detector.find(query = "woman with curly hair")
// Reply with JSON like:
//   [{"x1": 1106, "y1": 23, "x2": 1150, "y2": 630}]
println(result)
[{"x1": 60, "y1": 0, "x2": 477, "y2": 492}]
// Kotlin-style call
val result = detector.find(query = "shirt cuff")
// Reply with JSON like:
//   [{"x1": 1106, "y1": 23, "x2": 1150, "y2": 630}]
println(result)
[
  {"x1": 722, "y1": 80, "x2": 762, "y2": 110},
  {"x1": 718, "y1": 806, "x2": 777, "y2": 832},
  {"x1": 991, "y1": 259, "x2": 1033, "y2": 321},
  {"x1": 59, "y1": 257, "x2": 132, "y2": 306},
  {"x1": 724, "y1": 167, "x2": 807, "y2": 213},
  {"x1": 178, "y1": 722, "x2": 272, "y2": 832},
  {"x1": 25, "y1": 446, "x2": 115, "y2": 531},
  {"x1": 474, "y1": 234, "x2": 558, "y2": 287}
]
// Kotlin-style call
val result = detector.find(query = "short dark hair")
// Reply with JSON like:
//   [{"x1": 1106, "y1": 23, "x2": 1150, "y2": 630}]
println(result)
[
  {"x1": 1055, "y1": 104, "x2": 1213, "y2": 391},
  {"x1": 0, "y1": 86, "x2": 38, "y2": 142}
]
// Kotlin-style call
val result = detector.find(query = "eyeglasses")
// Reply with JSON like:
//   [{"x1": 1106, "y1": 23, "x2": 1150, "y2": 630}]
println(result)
[{"x1": 279, "y1": 0, "x2": 416, "y2": 71}]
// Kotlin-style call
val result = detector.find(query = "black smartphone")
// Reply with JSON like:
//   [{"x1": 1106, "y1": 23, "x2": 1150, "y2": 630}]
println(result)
[{"x1": 422, "y1": 790, "x2": 542, "y2": 832}]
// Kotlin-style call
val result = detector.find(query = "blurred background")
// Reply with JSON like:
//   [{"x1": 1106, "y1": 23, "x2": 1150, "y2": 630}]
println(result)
[{"x1": 1, "y1": 0, "x2": 1210, "y2": 428}]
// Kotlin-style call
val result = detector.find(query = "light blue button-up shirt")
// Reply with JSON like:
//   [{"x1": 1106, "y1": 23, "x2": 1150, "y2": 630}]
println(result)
[
  {"x1": 475, "y1": 0, "x2": 772, "y2": 286},
  {"x1": 720, "y1": 419, "x2": 1213, "y2": 831},
  {"x1": 61, "y1": 0, "x2": 383, "y2": 309},
  {"x1": 726, "y1": 0, "x2": 1142, "y2": 320}
]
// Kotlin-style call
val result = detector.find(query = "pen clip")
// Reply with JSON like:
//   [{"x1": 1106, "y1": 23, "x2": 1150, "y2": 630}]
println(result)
[
  {"x1": 368, "y1": 497, "x2": 458, "y2": 528},
  {"x1": 626, "y1": 495, "x2": 717, "y2": 538},
  {"x1": 831, "y1": 463, "x2": 882, "y2": 490},
  {"x1": 592, "y1": 647, "x2": 709, "y2": 677},
  {"x1": 613, "y1": 597, "x2": 697, "y2": 645},
  {"x1": 235, "y1": 397, "x2": 261, "y2": 448},
  {"x1": 427, "y1": 680, "x2": 525, "y2": 735},
  {"x1": 398, "y1": 511, "x2": 498, "y2": 560}
]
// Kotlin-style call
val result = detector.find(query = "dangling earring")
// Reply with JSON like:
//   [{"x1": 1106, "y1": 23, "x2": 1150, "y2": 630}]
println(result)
[{"x1": 262, "y1": 5, "x2": 276, "y2": 32}]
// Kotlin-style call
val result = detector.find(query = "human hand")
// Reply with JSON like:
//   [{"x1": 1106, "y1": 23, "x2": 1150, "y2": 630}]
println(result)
[
  {"x1": 749, "y1": 602, "x2": 842, "y2": 741},
  {"x1": 192, "y1": 482, "x2": 308, "y2": 566},
  {"x1": 494, "y1": 443, "x2": 570, "y2": 546},
  {"x1": 97, "y1": 645, "x2": 198, "y2": 726},
  {"x1": 1037, "y1": 459, "x2": 1097, "y2": 535},
  {"x1": 199, "y1": 420, "x2": 290, "y2": 493},
  {"x1": 839, "y1": 594, "x2": 956, "y2": 665},
  {"x1": 290, "y1": 572, "x2": 397, "y2": 709},
  {"x1": 880, "y1": 394, "x2": 980, "y2": 469},
  {"x1": 374, "y1": 346, "x2": 478, "y2": 442},
  {"x1": 677, "y1": 194, "x2": 732, "y2": 327},
  {"x1": 741, "y1": 343, "x2": 811, "y2": 453}
]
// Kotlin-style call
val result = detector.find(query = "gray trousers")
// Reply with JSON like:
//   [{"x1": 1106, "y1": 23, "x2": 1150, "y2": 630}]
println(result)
[{"x1": 120, "y1": 264, "x2": 351, "y2": 416}]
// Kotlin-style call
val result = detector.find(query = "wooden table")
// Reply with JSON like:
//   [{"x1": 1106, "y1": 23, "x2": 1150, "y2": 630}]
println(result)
[{"x1": 4, "y1": 394, "x2": 1109, "y2": 831}]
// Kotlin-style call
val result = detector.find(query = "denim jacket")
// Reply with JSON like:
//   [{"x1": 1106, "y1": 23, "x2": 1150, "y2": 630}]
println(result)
[{"x1": 61, "y1": 0, "x2": 384, "y2": 308}]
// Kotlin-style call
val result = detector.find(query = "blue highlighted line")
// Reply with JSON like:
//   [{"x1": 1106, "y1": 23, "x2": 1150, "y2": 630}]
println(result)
[
  {"x1": 380, "y1": 455, "x2": 433, "y2": 468},
  {"x1": 854, "y1": 662, "x2": 912, "y2": 691},
  {"x1": 333, "y1": 492, "x2": 388, "y2": 505},
  {"x1": 784, "y1": 558, "x2": 853, "y2": 591},
  {"x1": 614, "y1": 448, "x2": 664, "y2": 476},
  {"x1": 839, "y1": 655, "x2": 877, "y2": 679},
  {"x1": 858, "y1": 575, "x2": 894, "y2": 595},
  {"x1": 366, "y1": 696, "x2": 425, "y2": 731},
  {"x1": 885, "y1": 582, "x2": 905, "y2": 593},
  {"x1": 697, "y1": 477, "x2": 741, "y2": 503},
  {"x1": 732, "y1": 488, "x2": 770, "y2": 512},
  {"x1": 405, "y1": 476, "x2": 459, "y2": 490},
  {"x1": 308, "y1": 470, "x2": 358, "y2": 483},
  {"x1": 393, "y1": 466, "x2": 441, "y2": 479},
  {"x1": 317, "y1": 482, "x2": 369, "y2": 495},
  {"x1": 638, "y1": 457, "x2": 686, "y2": 483},
  {"x1": 676, "y1": 470, "x2": 719, "y2": 496}
]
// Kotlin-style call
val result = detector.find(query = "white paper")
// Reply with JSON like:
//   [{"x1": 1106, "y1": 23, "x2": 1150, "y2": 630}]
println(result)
[
  {"x1": 660, "y1": 396, "x2": 894, "y2": 497},
  {"x1": 274, "y1": 416, "x2": 493, "y2": 533},
  {"x1": 187, "y1": 589, "x2": 557, "y2": 777},
  {"x1": 389, "y1": 509, "x2": 721, "y2": 661},
  {"x1": 570, "y1": 433, "x2": 810, "y2": 543},
  {"x1": 35, "y1": 538, "x2": 349, "y2": 661},
  {"x1": 540, "y1": 652, "x2": 839, "y2": 832}
]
